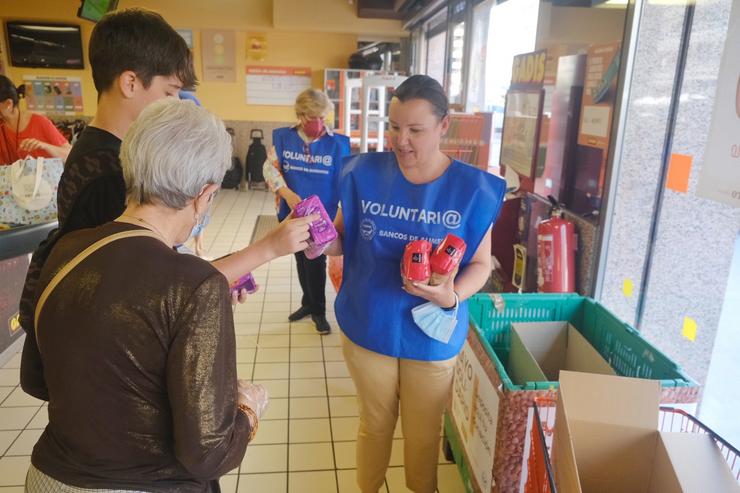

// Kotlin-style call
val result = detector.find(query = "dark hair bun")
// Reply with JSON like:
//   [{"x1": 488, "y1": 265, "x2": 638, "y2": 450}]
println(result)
[
  {"x1": 0, "y1": 75, "x2": 20, "y2": 107},
  {"x1": 393, "y1": 75, "x2": 449, "y2": 120}
]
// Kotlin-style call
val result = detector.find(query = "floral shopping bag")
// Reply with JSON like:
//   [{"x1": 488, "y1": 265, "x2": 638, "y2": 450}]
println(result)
[{"x1": 0, "y1": 157, "x2": 63, "y2": 225}]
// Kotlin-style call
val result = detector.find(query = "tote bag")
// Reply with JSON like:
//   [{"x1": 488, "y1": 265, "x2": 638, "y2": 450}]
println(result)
[{"x1": 0, "y1": 156, "x2": 63, "y2": 225}]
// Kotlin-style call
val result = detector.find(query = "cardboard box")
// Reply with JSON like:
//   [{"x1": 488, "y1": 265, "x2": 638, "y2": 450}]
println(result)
[
  {"x1": 508, "y1": 321, "x2": 615, "y2": 385},
  {"x1": 552, "y1": 371, "x2": 740, "y2": 493}
]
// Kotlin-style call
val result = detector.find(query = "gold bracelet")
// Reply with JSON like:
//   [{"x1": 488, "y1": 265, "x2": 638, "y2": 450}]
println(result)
[{"x1": 238, "y1": 404, "x2": 259, "y2": 442}]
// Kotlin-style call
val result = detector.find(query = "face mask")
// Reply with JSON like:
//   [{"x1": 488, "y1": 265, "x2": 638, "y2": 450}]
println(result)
[
  {"x1": 186, "y1": 188, "x2": 217, "y2": 242},
  {"x1": 303, "y1": 118, "x2": 324, "y2": 139},
  {"x1": 188, "y1": 210, "x2": 210, "y2": 241},
  {"x1": 411, "y1": 293, "x2": 459, "y2": 344}
]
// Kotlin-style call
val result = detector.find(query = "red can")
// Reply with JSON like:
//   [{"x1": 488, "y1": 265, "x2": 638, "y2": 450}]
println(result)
[
  {"x1": 402, "y1": 240, "x2": 432, "y2": 283},
  {"x1": 430, "y1": 234, "x2": 466, "y2": 275}
]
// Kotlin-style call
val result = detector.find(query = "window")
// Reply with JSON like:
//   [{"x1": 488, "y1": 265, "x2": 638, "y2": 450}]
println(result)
[
  {"x1": 466, "y1": 0, "x2": 493, "y2": 113},
  {"x1": 447, "y1": 0, "x2": 469, "y2": 107},
  {"x1": 410, "y1": 29, "x2": 427, "y2": 76},
  {"x1": 485, "y1": 0, "x2": 539, "y2": 168},
  {"x1": 448, "y1": 22, "x2": 466, "y2": 106},
  {"x1": 422, "y1": 7, "x2": 448, "y2": 85},
  {"x1": 426, "y1": 30, "x2": 447, "y2": 86}
]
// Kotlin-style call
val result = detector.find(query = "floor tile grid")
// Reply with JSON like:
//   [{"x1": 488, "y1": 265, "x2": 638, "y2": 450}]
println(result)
[
  {"x1": 203, "y1": 187, "x2": 261, "y2": 258},
  {"x1": 321, "y1": 318, "x2": 365, "y2": 493},
  {"x1": 0, "y1": 351, "x2": 45, "y2": 477},
  {"x1": 226, "y1": 192, "x2": 300, "y2": 492},
  {"x1": 267, "y1": 253, "x2": 343, "y2": 492},
  {"x1": 321, "y1": 322, "x2": 389, "y2": 493},
  {"x1": 246, "y1": 192, "x2": 341, "y2": 491},
  {"x1": 203, "y1": 189, "x2": 241, "y2": 254},
  {"x1": 223, "y1": 190, "x2": 266, "y2": 493}
]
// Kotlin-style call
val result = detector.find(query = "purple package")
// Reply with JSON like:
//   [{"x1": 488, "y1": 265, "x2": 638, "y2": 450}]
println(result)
[
  {"x1": 294, "y1": 195, "x2": 338, "y2": 259},
  {"x1": 230, "y1": 272, "x2": 258, "y2": 295}
]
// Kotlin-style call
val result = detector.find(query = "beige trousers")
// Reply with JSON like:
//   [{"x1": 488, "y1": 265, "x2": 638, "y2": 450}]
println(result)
[{"x1": 342, "y1": 333, "x2": 457, "y2": 493}]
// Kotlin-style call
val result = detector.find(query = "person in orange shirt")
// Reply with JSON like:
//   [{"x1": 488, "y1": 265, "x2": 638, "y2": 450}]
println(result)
[{"x1": 0, "y1": 75, "x2": 71, "y2": 164}]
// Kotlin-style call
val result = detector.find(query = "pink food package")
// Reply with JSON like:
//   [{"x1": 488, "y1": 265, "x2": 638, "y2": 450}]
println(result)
[
  {"x1": 230, "y1": 272, "x2": 258, "y2": 295},
  {"x1": 294, "y1": 195, "x2": 338, "y2": 259}
]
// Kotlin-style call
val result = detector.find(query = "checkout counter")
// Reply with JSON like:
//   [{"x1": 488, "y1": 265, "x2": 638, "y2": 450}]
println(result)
[{"x1": 0, "y1": 222, "x2": 56, "y2": 364}]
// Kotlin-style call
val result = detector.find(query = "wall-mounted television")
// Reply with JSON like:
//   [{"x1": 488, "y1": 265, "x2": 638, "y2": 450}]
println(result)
[
  {"x1": 77, "y1": 0, "x2": 119, "y2": 23},
  {"x1": 5, "y1": 22, "x2": 84, "y2": 69}
]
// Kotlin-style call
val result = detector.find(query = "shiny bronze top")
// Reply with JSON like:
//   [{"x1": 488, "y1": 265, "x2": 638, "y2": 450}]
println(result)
[{"x1": 23, "y1": 221, "x2": 249, "y2": 492}]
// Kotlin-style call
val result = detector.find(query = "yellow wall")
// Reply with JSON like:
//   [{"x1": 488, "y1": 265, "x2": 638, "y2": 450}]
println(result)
[
  {"x1": 0, "y1": 0, "x2": 405, "y2": 121},
  {"x1": 273, "y1": 0, "x2": 407, "y2": 38}
]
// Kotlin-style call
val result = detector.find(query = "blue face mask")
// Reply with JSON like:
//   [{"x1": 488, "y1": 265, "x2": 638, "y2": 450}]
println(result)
[
  {"x1": 188, "y1": 211, "x2": 210, "y2": 241},
  {"x1": 411, "y1": 293, "x2": 459, "y2": 344},
  {"x1": 189, "y1": 187, "x2": 219, "y2": 241}
]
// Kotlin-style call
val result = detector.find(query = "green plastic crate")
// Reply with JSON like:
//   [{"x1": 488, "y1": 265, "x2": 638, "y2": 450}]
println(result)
[{"x1": 467, "y1": 293, "x2": 697, "y2": 391}]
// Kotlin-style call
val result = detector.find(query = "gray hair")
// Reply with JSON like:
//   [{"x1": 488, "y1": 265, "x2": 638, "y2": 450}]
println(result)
[{"x1": 121, "y1": 98, "x2": 231, "y2": 209}]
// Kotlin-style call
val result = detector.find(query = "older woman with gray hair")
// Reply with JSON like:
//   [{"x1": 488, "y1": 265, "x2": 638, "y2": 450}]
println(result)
[{"x1": 23, "y1": 99, "x2": 280, "y2": 492}]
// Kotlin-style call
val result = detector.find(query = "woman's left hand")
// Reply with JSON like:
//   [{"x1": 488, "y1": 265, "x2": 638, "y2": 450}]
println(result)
[
  {"x1": 237, "y1": 380, "x2": 270, "y2": 418},
  {"x1": 402, "y1": 273, "x2": 456, "y2": 308},
  {"x1": 19, "y1": 138, "x2": 47, "y2": 152}
]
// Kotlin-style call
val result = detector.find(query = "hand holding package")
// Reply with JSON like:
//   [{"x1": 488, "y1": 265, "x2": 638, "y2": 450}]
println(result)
[
  {"x1": 293, "y1": 195, "x2": 338, "y2": 259},
  {"x1": 237, "y1": 380, "x2": 269, "y2": 418}
]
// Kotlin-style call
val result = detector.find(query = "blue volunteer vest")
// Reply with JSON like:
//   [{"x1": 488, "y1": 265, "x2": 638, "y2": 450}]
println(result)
[
  {"x1": 273, "y1": 127, "x2": 350, "y2": 221},
  {"x1": 335, "y1": 152, "x2": 506, "y2": 361}
]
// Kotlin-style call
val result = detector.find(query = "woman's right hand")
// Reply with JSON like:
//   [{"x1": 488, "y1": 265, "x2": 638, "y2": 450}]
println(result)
[
  {"x1": 237, "y1": 380, "x2": 269, "y2": 419},
  {"x1": 264, "y1": 213, "x2": 319, "y2": 257}
]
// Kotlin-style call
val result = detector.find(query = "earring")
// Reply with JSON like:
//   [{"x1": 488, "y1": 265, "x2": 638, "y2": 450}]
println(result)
[{"x1": 194, "y1": 212, "x2": 201, "y2": 224}]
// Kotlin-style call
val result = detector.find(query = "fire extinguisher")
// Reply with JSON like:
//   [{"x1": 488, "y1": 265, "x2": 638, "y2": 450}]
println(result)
[{"x1": 537, "y1": 196, "x2": 577, "y2": 293}]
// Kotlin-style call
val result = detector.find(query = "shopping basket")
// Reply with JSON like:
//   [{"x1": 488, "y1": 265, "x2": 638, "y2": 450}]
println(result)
[
  {"x1": 444, "y1": 293, "x2": 699, "y2": 493},
  {"x1": 468, "y1": 293, "x2": 697, "y2": 393},
  {"x1": 523, "y1": 398, "x2": 558, "y2": 493},
  {"x1": 659, "y1": 407, "x2": 740, "y2": 482},
  {"x1": 522, "y1": 401, "x2": 740, "y2": 490}
]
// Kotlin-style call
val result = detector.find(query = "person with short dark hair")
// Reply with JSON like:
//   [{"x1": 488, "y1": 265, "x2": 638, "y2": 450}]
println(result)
[
  {"x1": 324, "y1": 75, "x2": 506, "y2": 492},
  {"x1": 0, "y1": 75, "x2": 71, "y2": 164},
  {"x1": 18, "y1": 8, "x2": 198, "y2": 399},
  {"x1": 87, "y1": 8, "x2": 196, "y2": 98},
  {"x1": 19, "y1": 8, "x2": 316, "y2": 399}
]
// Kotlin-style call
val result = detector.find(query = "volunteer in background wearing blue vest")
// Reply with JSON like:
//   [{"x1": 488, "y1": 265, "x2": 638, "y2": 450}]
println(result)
[
  {"x1": 263, "y1": 89, "x2": 351, "y2": 334},
  {"x1": 324, "y1": 75, "x2": 505, "y2": 493}
]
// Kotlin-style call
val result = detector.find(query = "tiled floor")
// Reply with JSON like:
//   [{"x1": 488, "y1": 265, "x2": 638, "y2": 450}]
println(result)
[{"x1": 0, "y1": 189, "x2": 466, "y2": 493}]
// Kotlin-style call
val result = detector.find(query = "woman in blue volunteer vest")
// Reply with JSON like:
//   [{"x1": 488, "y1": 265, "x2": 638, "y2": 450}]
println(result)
[
  {"x1": 325, "y1": 75, "x2": 505, "y2": 493},
  {"x1": 264, "y1": 89, "x2": 350, "y2": 334}
]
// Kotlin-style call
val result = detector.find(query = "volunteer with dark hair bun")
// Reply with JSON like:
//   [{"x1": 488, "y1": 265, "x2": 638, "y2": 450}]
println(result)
[
  {"x1": 264, "y1": 88, "x2": 351, "y2": 334},
  {"x1": 0, "y1": 75, "x2": 71, "y2": 164},
  {"x1": 325, "y1": 75, "x2": 505, "y2": 493}
]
